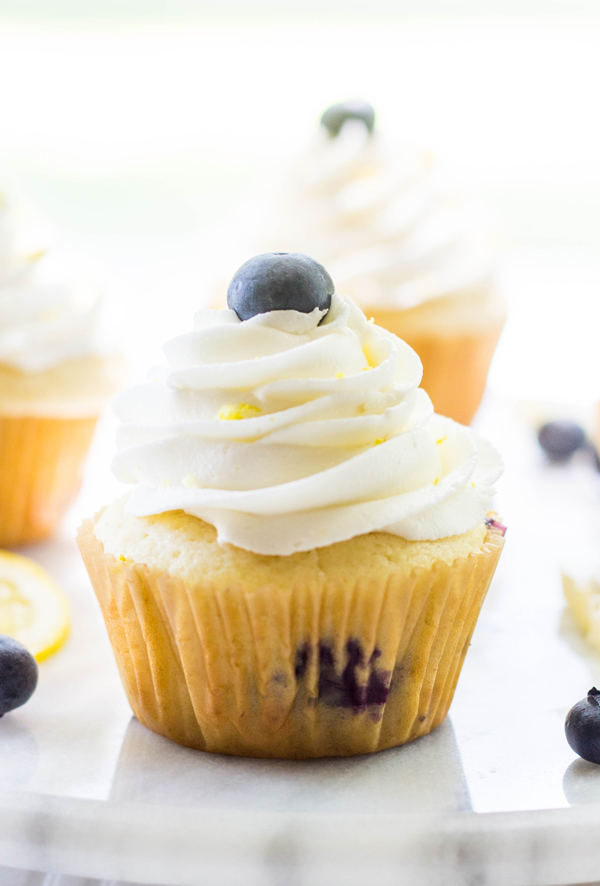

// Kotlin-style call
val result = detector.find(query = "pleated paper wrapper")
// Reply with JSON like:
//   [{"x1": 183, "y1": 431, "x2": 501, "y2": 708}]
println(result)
[
  {"x1": 78, "y1": 518, "x2": 504, "y2": 759},
  {"x1": 0, "y1": 414, "x2": 98, "y2": 546},
  {"x1": 367, "y1": 309, "x2": 504, "y2": 426}
]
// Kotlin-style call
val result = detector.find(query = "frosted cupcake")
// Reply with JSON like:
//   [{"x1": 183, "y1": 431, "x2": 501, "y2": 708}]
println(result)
[
  {"x1": 243, "y1": 101, "x2": 506, "y2": 425},
  {"x1": 0, "y1": 191, "x2": 121, "y2": 545},
  {"x1": 78, "y1": 252, "x2": 505, "y2": 759}
]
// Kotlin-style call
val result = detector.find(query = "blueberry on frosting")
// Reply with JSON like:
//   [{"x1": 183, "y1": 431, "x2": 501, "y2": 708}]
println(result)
[
  {"x1": 320, "y1": 100, "x2": 375, "y2": 138},
  {"x1": 227, "y1": 252, "x2": 334, "y2": 321},
  {"x1": 565, "y1": 688, "x2": 600, "y2": 764}
]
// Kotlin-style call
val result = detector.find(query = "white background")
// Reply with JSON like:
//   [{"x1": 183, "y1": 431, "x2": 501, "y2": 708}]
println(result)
[{"x1": 0, "y1": 3, "x2": 600, "y2": 413}]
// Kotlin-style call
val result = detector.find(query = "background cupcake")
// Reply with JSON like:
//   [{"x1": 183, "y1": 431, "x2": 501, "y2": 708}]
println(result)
[
  {"x1": 223, "y1": 101, "x2": 506, "y2": 426},
  {"x1": 0, "y1": 189, "x2": 122, "y2": 546},
  {"x1": 79, "y1": 253, "x2": 504, "y2": 759}
]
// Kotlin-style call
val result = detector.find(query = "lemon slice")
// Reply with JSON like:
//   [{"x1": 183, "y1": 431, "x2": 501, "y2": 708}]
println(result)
[{"x1": 0, "y1": 551, "x2": 70, "y2": 661}]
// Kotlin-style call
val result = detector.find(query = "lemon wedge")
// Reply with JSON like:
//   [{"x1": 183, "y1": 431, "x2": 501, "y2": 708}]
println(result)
[{"x1": 0, "y1": 551, "x2": 70, "y2": 661}]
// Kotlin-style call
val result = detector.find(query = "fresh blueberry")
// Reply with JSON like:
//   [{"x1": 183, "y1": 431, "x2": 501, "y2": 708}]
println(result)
[
  {"x1": 538, "y1": 421, "x2": 586, "y2": 461},
  {"x1": 565, "y1": 688, "x2": 600, "y2": 764},
  {"x1": 320, "y1": 100, "x2": 375, "y2": 138},
  {"x1": 0, "y1": 635, "x2": 38, "y2": 716},
  {"x1": 227, "y1": 253, "x2": 334, "y2": 321}
]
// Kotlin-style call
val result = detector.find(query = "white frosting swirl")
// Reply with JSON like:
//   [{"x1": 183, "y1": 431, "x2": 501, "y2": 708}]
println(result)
[
  {"x1": 0, "y1": 198, "x2": 104, "y2": 373},
  {"x1": 112, "y1": 293, "x2": 502, "y2": 556},
  {"x1": 256, "y1": 121, "x2": 496, "y2": 311}
]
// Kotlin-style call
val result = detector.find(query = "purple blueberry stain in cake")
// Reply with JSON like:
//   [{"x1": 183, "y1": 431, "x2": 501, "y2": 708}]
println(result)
[
  {"x1": 318, "y1": 641, "x2": 335, "y2": 669},
  {"x1": 294, "y1": 642, "x2": 311, "y2": 679},
  {"x1": 485, "y1": 517, "x2": 507, "y2": 537},
  {"x1": 365, "y1": 662, "x2": 391, "y2": 706},
  {"x1": 295, "y1": 638, "x2": 391, "y2": 712},
  {"x1": 271, "y1": 671, "x2": 289, "y2": 687}
]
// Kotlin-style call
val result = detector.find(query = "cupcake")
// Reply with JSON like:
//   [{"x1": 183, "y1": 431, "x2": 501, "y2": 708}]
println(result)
[
  {"x1": 232, "y1": 101, "x2": 506, "y2": 425},
  {"x1": 78, "y1": 252, "x2": 505, "y2": 759},
  {"x1": 0, "y1": 191, "x2": 122, "y2": 546}
]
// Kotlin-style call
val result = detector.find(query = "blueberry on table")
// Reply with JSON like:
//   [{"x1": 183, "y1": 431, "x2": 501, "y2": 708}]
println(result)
[
  {"x1": 0, "y1": 635, "x2": 38, "y2": 716},
  {"x1": 227, "y1": 253, "x2": 334, "y2": 321},
  {"x1": 320, "y1": 100, "x2": 375, "y2": 138},
  {"x1": 538, "y1": 421, "x2": 586, "y2": 461},
  {"x1": 565, "y1": 688, "x2": 600, "y2": 764}
]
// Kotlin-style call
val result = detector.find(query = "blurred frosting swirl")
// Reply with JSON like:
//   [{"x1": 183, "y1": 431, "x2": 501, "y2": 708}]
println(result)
[
  {"x1": 113, "y1": 293, "x2": 502, "y2": 556},
  {"x1": 0, "y1": 196, "x2": 104, "y2": 373},
  {"x1": 256, "y1": 120, "x2": 497, "y2": 311}
]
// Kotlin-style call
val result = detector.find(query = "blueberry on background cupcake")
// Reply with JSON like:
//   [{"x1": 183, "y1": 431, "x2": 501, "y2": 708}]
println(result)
[{"x1": 78, "y1": 252, "x2": 505, "y2": 758}]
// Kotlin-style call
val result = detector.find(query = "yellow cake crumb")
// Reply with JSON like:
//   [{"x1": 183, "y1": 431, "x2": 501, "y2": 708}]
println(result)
[{"x1": 94, "y1": 493, "x2": 489, "y2": 587}]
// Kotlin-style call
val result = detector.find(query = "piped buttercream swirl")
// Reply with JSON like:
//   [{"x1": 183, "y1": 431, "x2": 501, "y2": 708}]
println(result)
[
  {"x1": 113, "y1": 293, "x2": 502, "y2": 556},
  {"x1": 0, "y1": 198, "x2": 104, "y2": 373}
]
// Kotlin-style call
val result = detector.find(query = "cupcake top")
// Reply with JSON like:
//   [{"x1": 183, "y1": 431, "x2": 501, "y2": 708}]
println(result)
[
  {"x1": 252, "y1": 101, "x2": 497, "y2": 312},
  {"x1": 0, "y1": 192, "x2": 105, "y2": 373},
  {"x1": 112, "y1": 253, "x2": 502, "y2": 556}
]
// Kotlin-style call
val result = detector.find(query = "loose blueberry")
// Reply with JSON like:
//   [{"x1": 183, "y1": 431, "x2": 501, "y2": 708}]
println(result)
[
  {"x1": 0, "y1": 635, "x2": 38, "y2": 716},
  {"x1": 227, "y1": 252, "x2": 334, "y2": 321},
  {"x1": 538, "y1": 421, "x2": 586, "y2": 461},
  {"x1": 320, "y1": 100, "x2": 375, "y2": 138},
  {"x1": 565, "y1": 688, "x2": 600, "y2": 764}
]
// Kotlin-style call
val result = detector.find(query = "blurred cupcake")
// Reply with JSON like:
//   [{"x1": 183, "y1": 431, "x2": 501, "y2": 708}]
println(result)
[
  {"x1": 78, "y1": 253, "x2": 505, "y2": 759},
  {"x1": 236, "y1": 101, "x2": 506, "y2": 425},
  {"x1": 0, "y1": 190, "x2": 122, "y2": 546}
]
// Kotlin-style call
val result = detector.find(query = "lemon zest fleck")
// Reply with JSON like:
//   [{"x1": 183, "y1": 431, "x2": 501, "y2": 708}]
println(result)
[
  {"x1": 336, "y1": 372, "x2": 345, "y2": 378},
  {"x1": 433, "y1": 476, "x2": 441, "y2": 485},
  {"x1": 374, "y1": 437, "x2": 386, "y2": 446},
  {"x1": 27, "y1": 250, "x2": 46, "y2": 262},
  {"x1": 362, "y1": 349, "x2": 374, "y2": 368},
  {"x1": 119, "y1": 556, "x2": 126, "y2": 562},
  {"x1": 183, "y1": 474, "x2": 200, "y2": 489},
  {"x1": 436, "y1": 436, "x2": 447, "y2": 445},
  {"x1": 218, "y1": 403, "x2": 261, "y2": 421}
]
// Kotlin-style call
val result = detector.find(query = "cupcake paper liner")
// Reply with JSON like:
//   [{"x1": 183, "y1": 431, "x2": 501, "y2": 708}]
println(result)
[
  {"x1": 77, "y1": 518, "x2": 504, "y2": 759},
  {"x1": 367, "y1": 312, "x2": 505, "y2": 425},
  {"x1": 0, "y1": 414, "x2": 98, "y2": 546}
]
